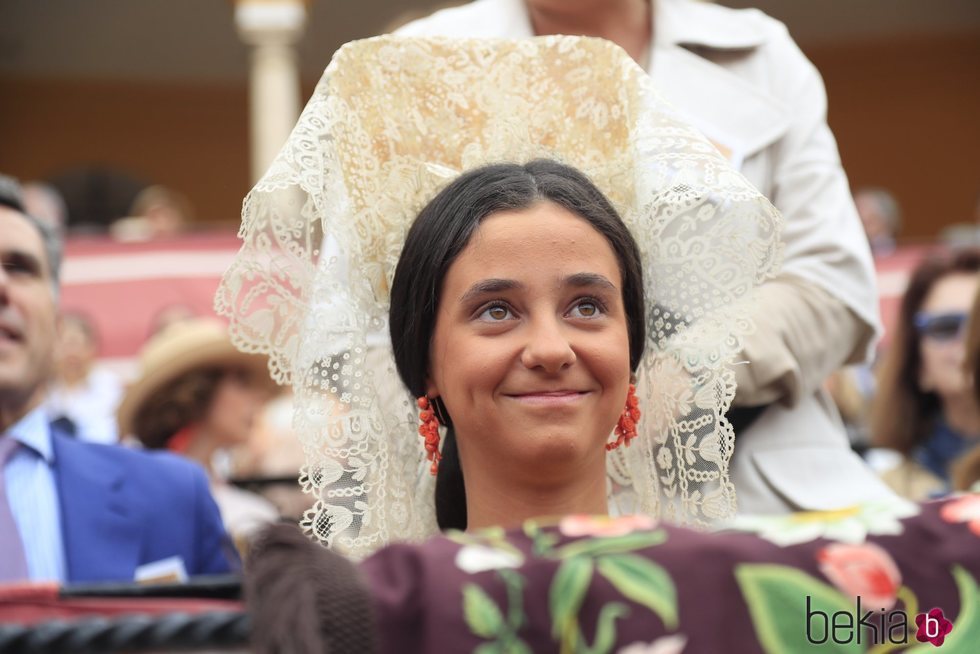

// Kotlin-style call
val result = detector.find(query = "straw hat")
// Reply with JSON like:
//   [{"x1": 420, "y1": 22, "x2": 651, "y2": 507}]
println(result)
[{"x1": 117, "y1": 318, "x2": 273, "y2": 441}]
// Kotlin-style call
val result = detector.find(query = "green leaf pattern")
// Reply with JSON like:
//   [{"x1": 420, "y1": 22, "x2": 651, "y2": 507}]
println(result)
[
  {"x1": 462, "y1": 523, "x2": 679, "y2": 653},
  {"x1": 464, "y1": 584, "x2": 505, "y2": 639},
  {"x1": 735, "y1": 564, "x2": 862, "y2": 654},
  {"x1": 550, "y1": 556, "x2": 595, "y2": 646},
  {"x1": 462, "y1": 571, "x2": 532, "y2": 653},
  {"x1": 736, "y1": 563, "x2": 980, "y2": 654},
  {"x1": 597, "y1": 554, "x2": 678, "y2": 630}
]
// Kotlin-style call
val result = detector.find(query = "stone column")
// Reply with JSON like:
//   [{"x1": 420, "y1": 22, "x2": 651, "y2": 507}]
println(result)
[{"x1": 235, "y1": 0, "x2": 307, "y2": 183}]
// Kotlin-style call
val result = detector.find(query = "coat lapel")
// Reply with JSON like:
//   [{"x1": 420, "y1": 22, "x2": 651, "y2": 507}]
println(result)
[
  {"x1": 475, "y1": 0, "x2": 790, "y2": 165},
  {"x1": 650, "y1": 0, "x2": 790, "y2": 168},
  {"x1": 52, "y1": 432, "x2": 143, "y2": 583}
]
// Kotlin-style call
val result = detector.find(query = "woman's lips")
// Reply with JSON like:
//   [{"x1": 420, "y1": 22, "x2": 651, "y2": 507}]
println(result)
[{"x1": 506, "y1": 391, "x2": 590, "y2": 406}]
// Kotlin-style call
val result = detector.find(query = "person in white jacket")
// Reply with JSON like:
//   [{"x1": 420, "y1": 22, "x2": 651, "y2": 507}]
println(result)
[{"x1": 397, "y1": 0, "x2": 897, "y2": 513}]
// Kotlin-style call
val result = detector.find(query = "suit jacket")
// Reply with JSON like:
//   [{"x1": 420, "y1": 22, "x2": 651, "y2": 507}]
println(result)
[
  {"x1": 398, "y1": 0, "x2": 898, "y2": 512},
  {"x1": 51, "y1": 425, "x2": 238, "y2": 584}
]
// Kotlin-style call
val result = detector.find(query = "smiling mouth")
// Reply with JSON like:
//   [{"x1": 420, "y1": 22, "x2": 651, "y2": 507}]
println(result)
[{"x1": 506, "y1": 391, "x2": 590, "y2": 406}]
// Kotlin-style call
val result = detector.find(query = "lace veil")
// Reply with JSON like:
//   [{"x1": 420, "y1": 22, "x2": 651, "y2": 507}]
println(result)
[{"x1": 216, "y1": 36, "x2": 782, "y2": 558}]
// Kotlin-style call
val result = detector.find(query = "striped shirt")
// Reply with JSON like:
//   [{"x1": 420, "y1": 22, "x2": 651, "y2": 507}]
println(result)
[{"x1": 5, "y1": 407, "x2": 66, "y2": 582}]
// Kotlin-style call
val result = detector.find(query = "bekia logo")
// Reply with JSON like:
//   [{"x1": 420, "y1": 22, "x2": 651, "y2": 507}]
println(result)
[
  {"x1": 806, "y1": 597, "x2": 953, "y2": 647},
  {"x1": 914, "y1": 608, "x2": 953, "y2": 647}
]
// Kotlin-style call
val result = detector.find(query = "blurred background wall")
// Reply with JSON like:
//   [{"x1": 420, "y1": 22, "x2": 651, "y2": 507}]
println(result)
[{"x1": 1, "y1": 0, "x2": 978, "y2": 238}]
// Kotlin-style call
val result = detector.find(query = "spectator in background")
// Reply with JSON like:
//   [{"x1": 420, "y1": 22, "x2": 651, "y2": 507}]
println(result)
[
  {"x1": 148, "y1": 303, "x2": 198, "y2": 338},
  {"x1": 43, "y1": 312, "x2": 123, "y2": 445},
  {"x1": 854, "y1": 187, "x2": 901, "y2": 257},
  {"x1": 939, "y1": 189, "x2": 980, "y2": 248},
  {"x1": 231, "y1": 392, "x2": 312, "y2": 522},
  {"x1": 110, "y1": 185, "x2": 191, "y2": 242},
  {"x1": 825, "y1": 187, "x2": 903, "y2": 446},
  {"x1": 0, "y1": 175, "x2": 236, "y2": 584},
  {"x1": 951, "y1": 285, "x2": 980, "y2": 491},
  {"x1": 22, "y1": 181, "x2": 68, "y2": 241},
  {"x1": 871, "y1": 249, "x2": 980, "y2": 499},
  {"x1": 825, "y1": 360, "x2": 876, "y2": 451},
  {"x1": 118, "y1": 318, "x2": 279, "y2": 553}
]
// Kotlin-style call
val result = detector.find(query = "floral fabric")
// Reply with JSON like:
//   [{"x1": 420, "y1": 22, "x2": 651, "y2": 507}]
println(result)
[{"x1": 359, "y1": 494, "x2": 980, "y2": 653}]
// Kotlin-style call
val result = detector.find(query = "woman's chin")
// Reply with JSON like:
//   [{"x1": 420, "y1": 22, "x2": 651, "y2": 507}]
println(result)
[{"x1": 506, "y1": 430, "x2": 609, "y2": 466}]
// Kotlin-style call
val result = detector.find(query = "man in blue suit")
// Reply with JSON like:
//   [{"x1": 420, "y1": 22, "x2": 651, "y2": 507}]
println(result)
[{"x1": 0, "y1": 178, "x2": 237, "y2": 584}]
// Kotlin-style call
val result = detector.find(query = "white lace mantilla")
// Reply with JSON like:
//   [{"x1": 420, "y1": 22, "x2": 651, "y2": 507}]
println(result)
[{"x1": 216, "y1": 36, "x2": 782, "y2": 558}]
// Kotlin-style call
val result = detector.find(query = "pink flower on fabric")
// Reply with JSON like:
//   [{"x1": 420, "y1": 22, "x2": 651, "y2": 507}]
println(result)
[
  {"x1": 914, "y1": 608, "x2": 953, "y2": 646},
  {"x1": 939, "y1": 494, "x2": 980, "y2": 537},
  {"x1": 559, "y1": 514, "x2": 658, "y2": 538},
  {"x1": 816, "y1": 542, "x2": 901, "y2": 611}
]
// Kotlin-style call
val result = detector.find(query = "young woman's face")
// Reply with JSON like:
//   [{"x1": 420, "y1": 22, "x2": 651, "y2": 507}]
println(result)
[
  {"x1": 918, "y1": 272, "x2": 979, "y2": 400},
  {"x1": 204, "y1": 368, "x2": 268, "y2": 446},
  {"x1": 427, "y1": 201, "x2": 631, "y2": 482}
]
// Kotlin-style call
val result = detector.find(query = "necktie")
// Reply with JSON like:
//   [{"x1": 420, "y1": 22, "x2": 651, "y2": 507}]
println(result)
[{"x1": 0, "y1": 436, "x2": 30, "y2": 582}]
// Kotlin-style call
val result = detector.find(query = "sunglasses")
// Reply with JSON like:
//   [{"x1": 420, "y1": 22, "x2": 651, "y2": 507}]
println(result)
[{"x1": 914, "y1": 311, "x2": 968, "y2": 342}]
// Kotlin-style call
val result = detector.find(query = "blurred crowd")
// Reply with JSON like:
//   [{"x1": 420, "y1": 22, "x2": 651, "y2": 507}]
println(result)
[
  {"x1": 1, "y1": 174, "x2": 308, "y2": 585},
  {"x1": 828, "y1": 188, "x2": 980, "y2": 499}
]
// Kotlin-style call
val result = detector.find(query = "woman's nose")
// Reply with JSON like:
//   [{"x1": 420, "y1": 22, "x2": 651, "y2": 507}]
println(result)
[{"x1": 519, "y1": 315, "x2": 576, "y2": 373}]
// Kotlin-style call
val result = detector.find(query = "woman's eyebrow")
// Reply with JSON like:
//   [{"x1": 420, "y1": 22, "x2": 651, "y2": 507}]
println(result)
[
  {"x1": 562, "y1": 272, "x2": 617, "y2": 291},
  {"x1": 459, "y1": 278, "x2": 523, "y2": 303}
]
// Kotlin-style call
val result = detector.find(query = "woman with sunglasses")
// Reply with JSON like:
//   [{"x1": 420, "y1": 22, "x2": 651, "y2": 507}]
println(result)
[{"x1": 872, "y1": 248, "x2": 980, "y2": 499}]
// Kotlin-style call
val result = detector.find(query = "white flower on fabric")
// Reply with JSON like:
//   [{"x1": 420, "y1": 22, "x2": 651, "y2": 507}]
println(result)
[
  {"x1": 455, "y1": 545, "x2": 524, "y2": 574},
  {"x1": 617, "y1": 634, "x2": 688, "y2": 654},
  {"x1": 731, "y1": 499, "x2": 919, "y2": 547}
]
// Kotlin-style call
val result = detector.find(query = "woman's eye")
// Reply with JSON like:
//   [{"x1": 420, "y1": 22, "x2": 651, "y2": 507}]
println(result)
[
  {"x1": 479, "y1": 304, "x2": 512, "y2": 321},
  {"x1": 570, "y1": 300, "x2": 602, "y2": 318}
]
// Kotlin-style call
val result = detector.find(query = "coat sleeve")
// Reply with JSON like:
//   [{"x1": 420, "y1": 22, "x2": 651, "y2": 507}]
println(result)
[
  {"x1": 190, "y1": 466, "x2": 241, "y2": 575},
  {"x1": 733, "y1": 25, "x2": 879, "y2": 406},
  {"x1": 733, "y1": 275, "x2": 871, "y2": 407}
]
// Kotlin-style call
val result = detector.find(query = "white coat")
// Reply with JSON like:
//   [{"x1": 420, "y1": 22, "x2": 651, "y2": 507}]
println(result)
[{"x1": 397, "y1": 0, "x2": 899, "y2": 512}]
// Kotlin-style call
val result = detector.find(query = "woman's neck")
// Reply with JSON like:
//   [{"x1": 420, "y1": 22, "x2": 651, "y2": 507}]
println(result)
[
  {"x1": 526, "y1": 0, "x2": 652, "y2": 64},
  {"x1": 942, "y1": 393, "x2": 980, "y2": 439},
  {"x1": 463, "y1": 458, "x2": 608, "y2": 531}
]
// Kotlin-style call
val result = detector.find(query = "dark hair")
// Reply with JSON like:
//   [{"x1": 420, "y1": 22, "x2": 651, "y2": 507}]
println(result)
[
  {"x1": 969, "y1": 286, "x2": 980, "y2": 408},
  {"x1": 872, "y1": 247, "x2": 980, "y2": 454},
  {"x1": 133, "y1": 367, "x2": 225, "y2": 449},
  {"x1": 389, "y1": 160, "x2": 646, "y2": 530},
  {"x1": 951, "y1": 288, "x2": 980, "y2": 491}
]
